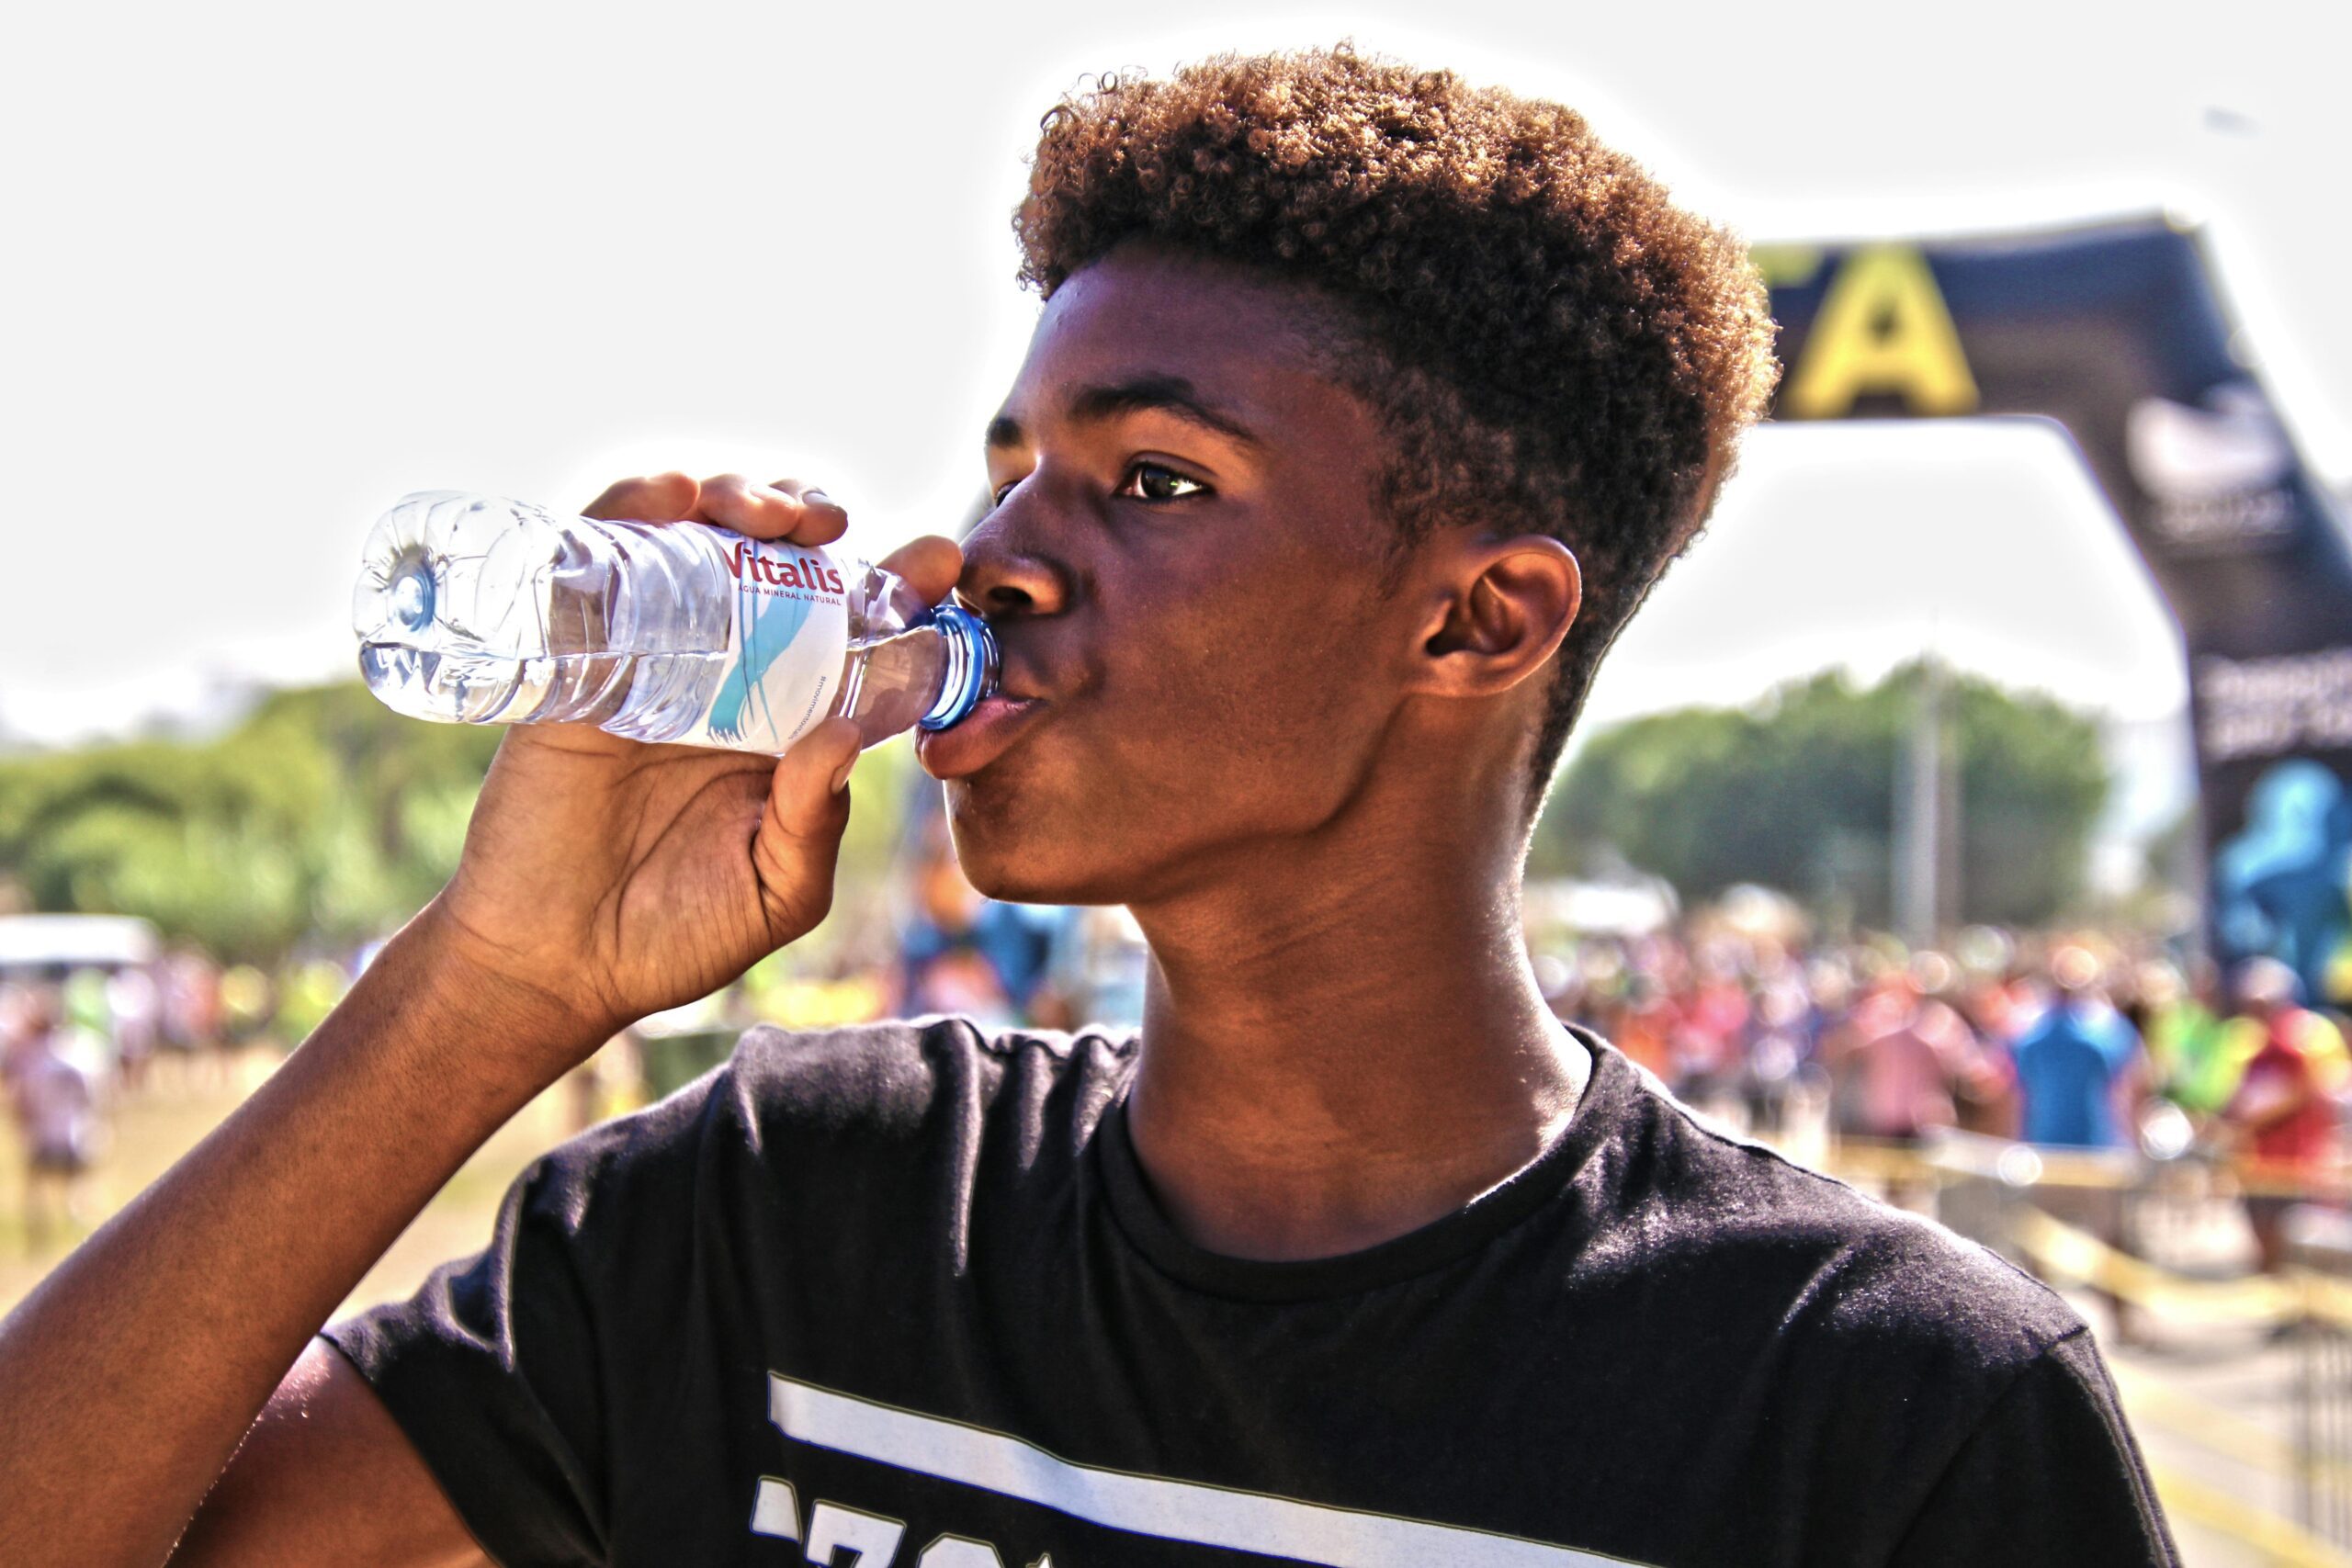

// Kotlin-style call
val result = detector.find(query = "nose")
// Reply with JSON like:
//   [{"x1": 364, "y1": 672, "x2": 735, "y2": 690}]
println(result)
[{"x1": 957, "y1": 490, "x2": 1071, "y2": 621}]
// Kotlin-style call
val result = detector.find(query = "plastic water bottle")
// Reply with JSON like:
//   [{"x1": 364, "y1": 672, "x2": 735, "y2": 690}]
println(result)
[{"x1": 353, "y1": 491, "x2": 995, "y2": 752}]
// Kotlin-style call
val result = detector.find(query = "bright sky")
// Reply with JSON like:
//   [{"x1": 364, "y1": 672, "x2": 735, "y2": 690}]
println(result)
[{"x1": 1, "y1": 0, "x2": 2338, "y2": 749}]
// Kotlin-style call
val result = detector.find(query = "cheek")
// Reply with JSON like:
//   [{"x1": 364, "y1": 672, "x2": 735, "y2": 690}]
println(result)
[{"x1": 1097, "y1": 559, "x2": 1388, "y2": 810}]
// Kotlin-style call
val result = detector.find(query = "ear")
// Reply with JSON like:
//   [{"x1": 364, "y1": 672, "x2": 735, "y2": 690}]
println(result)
[{"x1": 1409, "y1": 534, "x2": 1582, "y2": 699}]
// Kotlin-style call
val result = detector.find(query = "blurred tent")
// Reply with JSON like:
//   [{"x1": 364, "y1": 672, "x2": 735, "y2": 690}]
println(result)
[
  {"x1": 0, "y1": 913, "x2": 161, "y2": 978},
  {"x1": 1524, "y1": 874, "x2": 1679, "y2": 940},
  {"x1": 1706, "y1": 884, "x2": 1812, "y2": 946}
]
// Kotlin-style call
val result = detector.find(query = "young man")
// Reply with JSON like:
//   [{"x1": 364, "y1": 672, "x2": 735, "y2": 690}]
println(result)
[{"x1": 0, "y1": 48, "x2": 2174, "y2": 1566}]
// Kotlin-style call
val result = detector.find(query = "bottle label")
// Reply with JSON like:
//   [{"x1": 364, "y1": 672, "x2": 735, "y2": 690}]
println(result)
[{"x1": 675, "y1": 536, "x2": 853, "y2": 751}]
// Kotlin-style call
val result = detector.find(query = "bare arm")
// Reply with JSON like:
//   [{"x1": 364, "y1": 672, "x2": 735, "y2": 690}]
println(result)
[
  {"x1": 0, "y1": 911, "x2": 582, "y2": 1568},
  {"x1": 0, "y1": 473, "x2": 962, "y2": 1567},
  {"x1": 172, "y1": 1343, "x2": 488, "y2": 1568}
]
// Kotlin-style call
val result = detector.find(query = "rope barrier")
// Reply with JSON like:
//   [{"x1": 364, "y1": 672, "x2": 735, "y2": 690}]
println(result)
[
  {"x1": 2142, "y1": 1465, "x2": 2352, "y2": 1568},
  {"x1": 1823, "y1": 1134, "x2": 2340, "y2": 1199},
  {"x1": 1822, "y1": 1141, "x2": 2352, "y2": 1331}
]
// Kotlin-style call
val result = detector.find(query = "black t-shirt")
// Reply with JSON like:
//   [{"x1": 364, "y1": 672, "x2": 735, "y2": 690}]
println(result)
[{"x1": 327, "y1": 1021, "x2": 2177, "y2": 1567}]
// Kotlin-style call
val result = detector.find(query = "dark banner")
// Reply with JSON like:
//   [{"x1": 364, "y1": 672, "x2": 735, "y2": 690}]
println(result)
[{"x1": 1758, "y1": 217, "x2": 2352, "y2": 1006}]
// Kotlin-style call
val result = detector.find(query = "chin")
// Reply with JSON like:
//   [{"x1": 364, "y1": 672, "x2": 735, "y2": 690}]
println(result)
[
  {"x1": 944, "y1": 781, "x2": 1139, "y2": 907},
  {"x1": 950, "y1": 820, "x2": 1095, "y2": 905}
]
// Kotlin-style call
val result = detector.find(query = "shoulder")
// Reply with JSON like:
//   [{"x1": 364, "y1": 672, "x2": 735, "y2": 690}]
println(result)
[
  {"x1": 1598, "y1": 1053, "x2": 2086, "y2": 1375},
  {"x1": 1890, "y1": 1329, "x2": 2177, "y2": 1564},
  {"x1": 481, "y1": 1018, "x2": 1139, "y2": 1259},
  {"x1": 1573, "y1": 1054, "x2": 2132, "y2": 1548}
]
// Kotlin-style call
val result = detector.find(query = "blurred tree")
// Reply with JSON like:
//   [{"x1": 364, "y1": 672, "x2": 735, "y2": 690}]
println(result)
[
  {"x1": 0, "y1": 682, "x2": 928, "y2": 967},
  {"x1": 1532, "y1": 662, "x2": 2109, "y2": 927},
  {"x1": 0, "y1": 684, "x2": 498, "y2": 964}
]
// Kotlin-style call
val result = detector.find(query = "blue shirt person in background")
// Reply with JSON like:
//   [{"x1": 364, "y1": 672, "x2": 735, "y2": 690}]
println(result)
[{"x1": 2011, "y1": 948, "x2": 2146, "y2": 1148}]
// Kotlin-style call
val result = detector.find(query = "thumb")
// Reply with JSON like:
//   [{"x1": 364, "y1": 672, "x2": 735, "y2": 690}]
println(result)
[
  {"x1": 877, "y1": 535, "x2": 963, "y2": 609},
  {"x1": 751, "y1": 717, "x2": 861, "y2": 943}
]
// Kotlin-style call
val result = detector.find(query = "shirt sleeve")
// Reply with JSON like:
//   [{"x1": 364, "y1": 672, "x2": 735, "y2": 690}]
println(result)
[
  {"x1": 322, "y1": 1084, "x2": 712, "y2": 1568},
  {"x1": 1889, "y1": 1328, "x2": 2178, "y2": 1566}
]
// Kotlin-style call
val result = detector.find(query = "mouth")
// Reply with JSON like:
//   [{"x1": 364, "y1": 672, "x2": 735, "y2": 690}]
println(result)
[{"x1": 914, "y1": 692, "x2": 1050, "y2": 780}]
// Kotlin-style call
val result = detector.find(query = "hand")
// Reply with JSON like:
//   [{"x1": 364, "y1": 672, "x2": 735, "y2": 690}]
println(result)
[{"x1": 419, "y1": 472, "x2": 964, "y2": 1065}]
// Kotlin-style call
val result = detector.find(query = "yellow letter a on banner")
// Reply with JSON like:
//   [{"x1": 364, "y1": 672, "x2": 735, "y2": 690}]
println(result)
[{"x1": 1784, "y1": 246, "x2": 1980, "y2": 418}]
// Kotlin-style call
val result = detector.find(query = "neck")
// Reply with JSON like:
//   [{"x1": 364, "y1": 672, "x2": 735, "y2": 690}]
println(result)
[{"x1": 1122, "y1": 775, "x2": 1588, "y2": 1263}]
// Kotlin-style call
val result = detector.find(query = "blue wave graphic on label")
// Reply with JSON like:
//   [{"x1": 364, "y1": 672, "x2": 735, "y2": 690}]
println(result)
[
  {"x1": 682, "y1": 537, "x2": 850, "y2": 752},
  {"x1": 709, "y1": 586, "x2": 816, "y2": 743}
]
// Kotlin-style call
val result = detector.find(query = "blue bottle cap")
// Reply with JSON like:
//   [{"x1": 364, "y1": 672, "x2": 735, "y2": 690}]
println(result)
[{"x1": 920, "y1": 604, "x2": 999, "y2": 731}]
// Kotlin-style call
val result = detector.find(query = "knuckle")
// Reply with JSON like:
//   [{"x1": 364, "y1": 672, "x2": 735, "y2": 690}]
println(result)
[
  {"x1": 648, "y1": 471, "x2": 699, "y2": 505},
  {"x1": 699, "y1": 472, "x2": 750, "y2": 502},
  {"x1": 592, "y1": 471, "x2": 697, "y2": 519}
]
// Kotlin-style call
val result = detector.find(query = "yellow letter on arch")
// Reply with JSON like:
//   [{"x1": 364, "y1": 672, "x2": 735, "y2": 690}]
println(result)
[{"x1": 1784, "y1": 245, "x2": 1981, "y2": 419}]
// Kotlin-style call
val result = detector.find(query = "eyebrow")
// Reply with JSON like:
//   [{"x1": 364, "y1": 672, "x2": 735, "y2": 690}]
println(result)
[{"x1": 986, "y1": 375, "x2": 1264, "y2": 452}]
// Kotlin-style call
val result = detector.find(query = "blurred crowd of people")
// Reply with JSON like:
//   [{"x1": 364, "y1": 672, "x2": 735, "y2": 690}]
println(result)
[
  {"x1": 1539, "y1": 919, "x2": 2349, "y2": 1269},
  {"x1": 0, "y1": 948, "x2": 354, "y2": 1251},
  {"x1": 8, "y1": 871, "x2": 2348, "y2": 1282},
  {"x1": 879, "y1": 842, "x2": 2352, "y2": 1262}
]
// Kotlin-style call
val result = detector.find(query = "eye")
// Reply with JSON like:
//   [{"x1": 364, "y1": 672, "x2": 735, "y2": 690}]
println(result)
[
  {"x1": 989, "y1": 477, "x2": 1023, "y2": 509},
  {"x1": 1117, "y1": 462, "x2": 1209, "y2": 502}
]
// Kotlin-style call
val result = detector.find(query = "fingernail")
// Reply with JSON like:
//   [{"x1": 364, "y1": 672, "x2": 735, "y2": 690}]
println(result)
[
  {"x1": 803, "y1": 489, "x2": 833, "y2": 507},
  {"x1": 830, "y1": 758, "x2": 854, "y2": 794}
]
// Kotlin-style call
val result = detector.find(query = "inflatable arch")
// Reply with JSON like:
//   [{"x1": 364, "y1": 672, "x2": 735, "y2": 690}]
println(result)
[{"x1": 1758, "y1": 216, "x2": 2352, "y2": 1004}]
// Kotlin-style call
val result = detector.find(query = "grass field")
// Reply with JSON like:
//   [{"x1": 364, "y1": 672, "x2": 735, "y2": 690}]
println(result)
[{"x1": 0, "y1": 1049, "x2": 585, "y2": 1320}]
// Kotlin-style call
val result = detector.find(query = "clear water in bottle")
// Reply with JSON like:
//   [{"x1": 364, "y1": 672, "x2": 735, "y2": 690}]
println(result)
[{"x1": 354, "y1": 491, "x2": 994, "y2": 751}]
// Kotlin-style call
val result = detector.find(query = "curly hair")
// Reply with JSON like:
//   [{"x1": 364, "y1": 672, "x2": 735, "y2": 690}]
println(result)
[{"x1": 1015, "y1": 46, "x2": 1778, "y2": 803}]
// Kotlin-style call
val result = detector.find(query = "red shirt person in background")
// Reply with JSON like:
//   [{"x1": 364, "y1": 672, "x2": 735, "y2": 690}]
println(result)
[{"x1": 2224, "y1": 956, "x2": 2346, "y2": 1271}]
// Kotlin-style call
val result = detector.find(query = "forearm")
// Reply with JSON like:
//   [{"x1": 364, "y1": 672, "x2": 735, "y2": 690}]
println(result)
[{"x1": 0, "y1": 908, "x2": 602, "y2": 1568}]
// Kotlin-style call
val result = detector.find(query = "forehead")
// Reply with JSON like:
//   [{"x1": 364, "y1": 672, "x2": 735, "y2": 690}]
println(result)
[{"x1": 1001, "y1": 243, "x2": 1366, "y2": 431}]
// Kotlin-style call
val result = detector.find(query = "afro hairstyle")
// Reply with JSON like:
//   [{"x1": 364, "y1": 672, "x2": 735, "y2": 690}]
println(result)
[{"x1": 1014, "y1": 46, "x2": 1778, "y2": 802}]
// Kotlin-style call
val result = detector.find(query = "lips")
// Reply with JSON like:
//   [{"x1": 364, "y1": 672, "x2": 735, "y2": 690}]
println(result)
[{"x1": 914, "y1": 691, "x2": 1050, "y2": 779}]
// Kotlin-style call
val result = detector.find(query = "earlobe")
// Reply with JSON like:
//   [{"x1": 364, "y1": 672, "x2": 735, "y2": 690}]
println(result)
[{"x1": 1415, "y1": 536, "x2": 1580, "y2": 697}]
